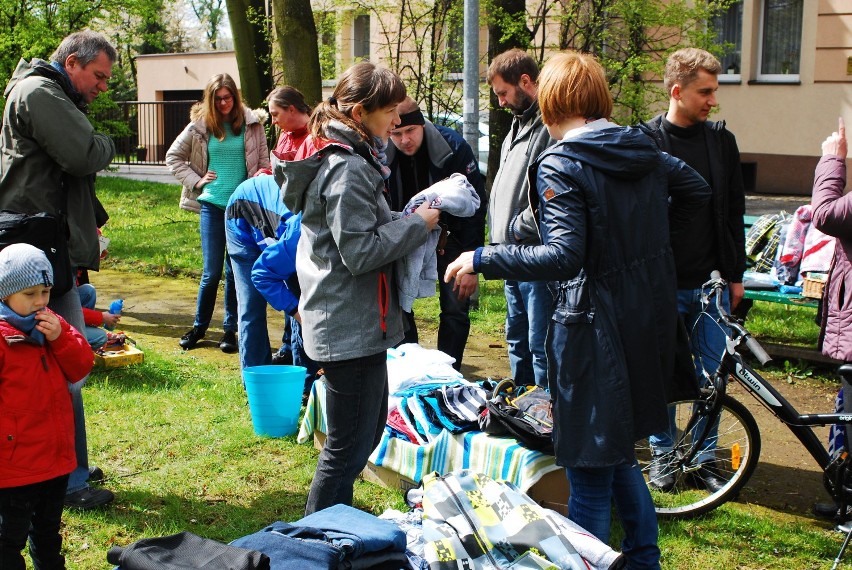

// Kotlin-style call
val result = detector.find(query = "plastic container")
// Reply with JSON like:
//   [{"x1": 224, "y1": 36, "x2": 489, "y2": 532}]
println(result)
[
  {"x1": 243, "y1": 365, "x2": 306, "y2": 437},
  {"x1": 105, "y1": 299, "x2": 123, "y2": 330}
]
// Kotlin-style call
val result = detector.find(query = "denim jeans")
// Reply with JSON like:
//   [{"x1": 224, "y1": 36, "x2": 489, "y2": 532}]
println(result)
[
  {"x1": 225, "y1": 225, "x2": 272, "y2": 370},
  {"x1": 48, "y1": 280, "x2": 91, "y2": 494},
  {"x1": 76, "y1": 283, "x2": 108, "y2": 350},
  {"x1": 567, "y1": 462, "x2": 661, "y2": 570},
  {"x1": 649, "y1": 287, "x2": 730, "y2": 463},
  {"x1": 305, "y1": 351, "x2": 389, "y2": 515},
  {"x1": 196, "y1": 202, "x2": 237, "y2": 333},
  {"x1": 0, "y1": 474, "x2": 69, "y2": 570},
  {"x1": 504, "y1": 280, "x2": 551, "y2": 389}
]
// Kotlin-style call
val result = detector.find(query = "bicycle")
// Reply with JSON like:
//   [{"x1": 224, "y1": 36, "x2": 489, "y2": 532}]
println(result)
[{"x1": 635, "y1": 271, "x2": 852, "y2": 526}]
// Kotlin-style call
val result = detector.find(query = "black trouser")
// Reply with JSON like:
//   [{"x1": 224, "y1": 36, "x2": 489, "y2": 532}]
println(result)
[{"x1": 0, "y1": 474, "x2": 69, "y2": 570}]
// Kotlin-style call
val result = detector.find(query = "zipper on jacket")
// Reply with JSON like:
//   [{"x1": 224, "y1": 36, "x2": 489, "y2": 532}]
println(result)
[
  {"x1": 437, "y1": 475, "x2": 499, "y2": 567},
  {"x1": 41, "y1": 354, "x2": 48, "y2": 371},
  {"x1": 378, "y1": 272, "x2": 388, "y2": 339}
]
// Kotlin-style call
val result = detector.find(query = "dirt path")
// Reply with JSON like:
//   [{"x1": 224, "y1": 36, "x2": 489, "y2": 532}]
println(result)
[{"x1": 92, "y1": 268, "x2": 840, "y2": 523}]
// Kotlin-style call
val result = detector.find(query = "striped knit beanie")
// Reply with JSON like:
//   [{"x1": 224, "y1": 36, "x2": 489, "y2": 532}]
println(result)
[{"x1": 0, "y1": 243, "x2": 53, "y2": 299}]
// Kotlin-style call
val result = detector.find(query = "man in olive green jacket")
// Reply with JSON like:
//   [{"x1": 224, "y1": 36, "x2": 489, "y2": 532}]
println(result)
[{"x1": 0, "y1": 30, "x2": 117, "y2": 510}]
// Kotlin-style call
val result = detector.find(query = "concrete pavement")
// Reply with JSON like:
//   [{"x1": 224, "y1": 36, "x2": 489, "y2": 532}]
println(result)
[
  {"x1": 101, "y1": 163, "x2": 814, "y2": 217},
  {"x1": 100, "y1": 164, "x2": 177, "y2": 185}
]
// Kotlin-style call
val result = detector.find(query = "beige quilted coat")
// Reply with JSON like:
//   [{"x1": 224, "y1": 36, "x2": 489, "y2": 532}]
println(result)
[{"x1": 165, "y1": 104, "x2": 269, "y2": 213}]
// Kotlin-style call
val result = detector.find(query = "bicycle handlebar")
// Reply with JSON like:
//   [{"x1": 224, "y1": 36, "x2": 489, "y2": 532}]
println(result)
[{"x1": 705, "y1": 271, "x2": 773, "y2": 365}]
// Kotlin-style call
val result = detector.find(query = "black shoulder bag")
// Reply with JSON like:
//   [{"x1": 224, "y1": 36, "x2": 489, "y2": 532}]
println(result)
[{"x1": 0, "y1": 210, "x2": 73, "y2": 296}]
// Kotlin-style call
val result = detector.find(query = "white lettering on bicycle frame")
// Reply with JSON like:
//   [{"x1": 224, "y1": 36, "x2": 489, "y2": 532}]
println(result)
[
  {"x1": 735, "y1": 362, "x2": 782, "y2": 407},
  {"x1": 838, "y1": 415, "x2": 852, "y2": 422}
]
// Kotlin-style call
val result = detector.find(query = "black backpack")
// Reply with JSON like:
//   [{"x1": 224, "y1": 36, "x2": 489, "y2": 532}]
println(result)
[
  {"x1": 0, "y1": 211, "x2": 73, "y2": 296},
  {"x1": 479, "y1": 379, "x2": 554, "y2": 453}
]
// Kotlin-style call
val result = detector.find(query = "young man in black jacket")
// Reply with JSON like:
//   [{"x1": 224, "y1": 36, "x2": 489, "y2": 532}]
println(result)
[
  {"x1": 386, "y1": 97, "x2": 487, "y2": 370},
  {"x1": 643, "y1": 48, "x2": 746, "y2": 493}
]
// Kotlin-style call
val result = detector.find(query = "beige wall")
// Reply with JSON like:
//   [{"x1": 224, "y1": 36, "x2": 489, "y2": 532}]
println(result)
[
  {"x1": 134, "y1": 1, "x2": 852, "y2": 194},
  {"x1": 691, "y1": 0, "x2": 852, "y2": 194},
  {"x1": 135, "y1": 51, "x2": 239, "y2": 101}
]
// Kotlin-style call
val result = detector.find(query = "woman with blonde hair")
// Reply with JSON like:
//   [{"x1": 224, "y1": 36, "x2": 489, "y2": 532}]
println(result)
[
  {"x1": 278, "y1": 61, "x2": 439, "y2": 514},
  {"x1": 166, "y1": 73, "x2": 269, "y2": 353},
  {"x1": 446, "y1": 51, "x2": 710, "y2": 568}
]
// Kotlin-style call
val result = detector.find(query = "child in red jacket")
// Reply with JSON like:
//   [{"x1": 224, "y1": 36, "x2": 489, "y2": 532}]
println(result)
[{"x1": 0, "y1": 243, "x2": 94, "y2": 569}]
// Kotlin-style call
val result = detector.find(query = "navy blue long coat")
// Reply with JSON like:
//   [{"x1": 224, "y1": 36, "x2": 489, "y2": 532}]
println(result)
[{"x1": 479, "y1": 123, "x2": 710, "y2": 468}]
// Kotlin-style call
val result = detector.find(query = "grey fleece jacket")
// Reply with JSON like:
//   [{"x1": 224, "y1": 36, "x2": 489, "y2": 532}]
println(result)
[
  {"x1": 487, "y1": 101, "x2": 553, "y2": 245},
  {"x1": 277, "y1": 121, "x2": 428, "y2": 362}
]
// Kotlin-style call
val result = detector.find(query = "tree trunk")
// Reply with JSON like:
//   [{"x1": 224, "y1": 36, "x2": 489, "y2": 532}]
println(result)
[
  {"x1": 485, "y1": 0, "x2": 528, "y2": 191},
  {"x1": 271, "y1": 0, "x2": 322, "y2": 107},
  {"x1": 226, "y1": 0, "x2": 272, "y2": 108}
]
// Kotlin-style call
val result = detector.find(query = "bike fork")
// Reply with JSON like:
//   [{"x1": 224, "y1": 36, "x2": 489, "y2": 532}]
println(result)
[{"x1": 832, "y1": 522, "x2": 852, "y2": 570}]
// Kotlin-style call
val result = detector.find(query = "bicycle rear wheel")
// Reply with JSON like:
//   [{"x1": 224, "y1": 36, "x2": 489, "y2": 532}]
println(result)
[{"x1": 635, "y1": 394, "x2": 761, "y2": 519}]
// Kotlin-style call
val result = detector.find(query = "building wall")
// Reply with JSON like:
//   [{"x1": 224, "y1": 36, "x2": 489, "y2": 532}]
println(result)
[
  {"x1": 135, "y1": 51, "x2": 240, "y2": 101},
  {"x1": 698, "y1": 0, "x2": 850, "y2": 195},
  {"x1": 134, "y1": 1, "x2": 851, "y2": 194},
  {"x1": 135, "y1": 52, "x2": 242, "y2": 160}
]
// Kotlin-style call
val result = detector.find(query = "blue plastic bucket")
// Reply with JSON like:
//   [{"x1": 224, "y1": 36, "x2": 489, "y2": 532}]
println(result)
[{"x1": 243, "y1": 365, "x2": 306, "y2": 437}]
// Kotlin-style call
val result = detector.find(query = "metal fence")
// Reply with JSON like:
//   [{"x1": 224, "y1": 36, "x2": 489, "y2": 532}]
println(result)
[{"x1": 96, "y1": 101, "x2": 197, "y2": 165}]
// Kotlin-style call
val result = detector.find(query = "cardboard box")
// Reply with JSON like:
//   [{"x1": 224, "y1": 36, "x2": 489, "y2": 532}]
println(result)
[
  {"x1": 526, "y1": 468, "x2": 569, "y2": 515},
  {"x1": 313, "y1": 431, "x2": 569, "y2": 513},
  {"x1": 94, "y1": 343, "x2": 144, "y2": 368}
]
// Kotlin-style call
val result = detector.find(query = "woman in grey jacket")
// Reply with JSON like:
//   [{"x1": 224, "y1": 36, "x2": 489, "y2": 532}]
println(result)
[
  {"x1": 166, "y1": 74, "x2": 269, "y2": 353},
  {"x1": 279, "y1": 62, "x2": 439, "y2": 514}
]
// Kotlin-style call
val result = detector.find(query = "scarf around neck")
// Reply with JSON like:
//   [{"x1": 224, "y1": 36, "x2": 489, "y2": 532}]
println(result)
[
  {"x1": 371, "y1": 136, "x2": 392, "y2": 180},
  {"x1": 0, "y1": 302, "x2": 46, "y2": 345}
]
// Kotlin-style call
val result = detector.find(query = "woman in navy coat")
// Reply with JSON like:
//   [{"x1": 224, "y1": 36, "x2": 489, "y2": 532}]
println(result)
[{"x1": 445, "y1": 51, "x2": 710, "y2": 569}]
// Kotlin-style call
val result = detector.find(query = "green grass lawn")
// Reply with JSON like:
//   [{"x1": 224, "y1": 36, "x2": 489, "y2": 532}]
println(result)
[{"x1": 59, "y1": 177, "x2": 846, "y2": 569}]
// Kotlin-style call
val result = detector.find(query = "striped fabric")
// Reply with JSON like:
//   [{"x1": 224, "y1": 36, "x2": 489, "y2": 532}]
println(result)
[{"x1": 297, "y1": 379, "x2": 561, "y2": 492}]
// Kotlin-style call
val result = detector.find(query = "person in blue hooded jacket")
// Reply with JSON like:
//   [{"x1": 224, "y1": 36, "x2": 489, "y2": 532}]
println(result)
[
  {"x1": 224, "y1": 174, "x2": 290, "y2": 370},
  {"x1": 445, "y1": 51, "x2": 710, "y2": 569},
  {"x1": 251, "y1": 211, "x2": 319, "y2": 395}
]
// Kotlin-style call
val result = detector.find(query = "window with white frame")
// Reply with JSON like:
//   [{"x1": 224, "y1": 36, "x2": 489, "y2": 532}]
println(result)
[
  {"x1": 445, "y1": 19, "x2": 464, "y2": 78},
  {"x1": 759, "y1": 0, "x2": 803, "y2": 78},
  {"x1": 353, "y1": 14, "x2": 370, "y2": 61},
  {"x1": 713, "y1": 1, "x2": 743, "y2": 76}
]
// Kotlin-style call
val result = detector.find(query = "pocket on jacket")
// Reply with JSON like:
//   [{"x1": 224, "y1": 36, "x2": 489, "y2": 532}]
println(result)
[
  {"x1": 0, "y1": 413, "x2": 17, "y2": 460},
  {"x1": 179, "y1": 185, "x2": 201, "y2": 213},
  {"x1": 552, "y1": 278, "x2": 594, "y2": 325}
]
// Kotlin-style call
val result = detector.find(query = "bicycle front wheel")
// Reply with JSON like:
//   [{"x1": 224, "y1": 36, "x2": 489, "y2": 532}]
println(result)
[{"x1": 636, "y1": 394, "x2": 761, "y2": 519}]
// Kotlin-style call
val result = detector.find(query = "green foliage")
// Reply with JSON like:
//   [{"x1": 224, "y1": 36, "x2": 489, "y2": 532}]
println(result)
[
  {"x1": 745, "y1": 302, "x2": 820, "y2": 348},
  {"x1": 191, "y1": 0, "x2": 227, "y2": 49},
  {"x1": 0, "y1": 0, "x2": 180, "y2": 123},
  {"x1": 525, "y1": 0, "x2": 739, "y2": 123},
  {"x1": 781, "y1": 359, "x2": 815, "y2": 383},
  {"x1": 88, "y1": 94, "x2": 133, "y2": 139},
  {"x1": 314, "y1": 11, "x2": 338, "y2": 80},
  {"x1": 96, "y1": 177, "x2": 203, "y2": 278}
]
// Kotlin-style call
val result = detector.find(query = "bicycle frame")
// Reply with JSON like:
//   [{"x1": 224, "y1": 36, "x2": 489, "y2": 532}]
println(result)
[
  {"x1": 719, "y1": 346, "x2": 832, "y2": 470},
  {"x1": 706, "y1": 273, "x2": 847, "y2": 472}
]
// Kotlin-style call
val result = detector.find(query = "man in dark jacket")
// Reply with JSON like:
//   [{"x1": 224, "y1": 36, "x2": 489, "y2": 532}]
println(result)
[
  {"x1": 0, "y1": 30, "x2": 117, "y2": 509},
  {"x1": 387, "y1": 97, "x2": 487, "y2": 370},
  {"x1": 643, "y1": 48, "x2": 746, "y2": 493}
]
